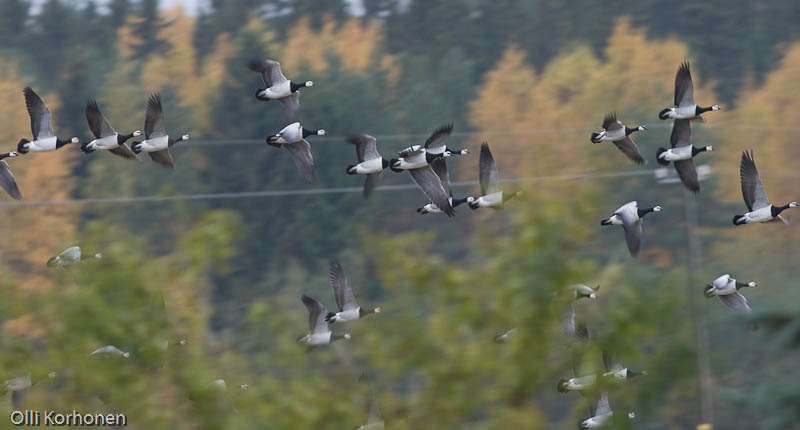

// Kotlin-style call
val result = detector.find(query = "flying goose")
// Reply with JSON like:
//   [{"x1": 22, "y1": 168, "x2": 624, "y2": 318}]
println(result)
[
  {"x1": 659, "y1": 61, "x2": 720, "y2": 121},
  {"x1": 704, "y1": 274, "x2": 757, "y2": 312},
  {"x1": 90, "y1": 345, "x2": 131, "y2": 358},
  {"x1": 297, "y1": 295, "x2": 351, "y2": 347},
  {"x1": 81, "y1": 99, "x2": 140, "y2": 159},
  {"x1": 46, "y1": 246, "x2": 102, "y2": 267},
  {"x1": 267, "y1": 122, "x2": 325, "y2": 183},
  {"x1": 346, "y1": 134, "x2": 389, "y2": 197},
  {"x1": 600, "y1": 350, "x2": 647, "y2": 382},
  {"x1": 424, "y1": 124, "x2": 468, "y2": 156},
  {"x1": 1, "y1": 371, "x2": 56, "y2": 409},
  {"x1": 590, "y1": 113, "x2": 646, "y2": 164},
  {"x1": 130, "y1": 94, "x2": 190, "y2": 168},
  {"x1": 324, "y1": 261, "x2": 381, "y2": 323},
  {"x1": 600, "y1": 201, "x2": 662, "y2": 257},
  {"x1": 0, "y1": 152, "x2": 21, "y2": 200},
  {"x1": 249, "y1": 59, "x2": 312, "y2": 122},
  {"x1": 655, "y1": 119, "x2": 711, "y2": 192},
  {"x1": 17, "y1": 87, "x2": 79, "y2": 153},
  {"x1": 493, "y1": 328, "x2": 517, "y2": 343},
  {"x1": 580, "y1": 392, "x2": 635, "y2": 429},
  {"x1": 417, "y1": 158, "x2": 474, "y2": 214},
  {"x1": 734, "y1": 150, "x2": 797, "y2": 225},
  {"x1": 572, "y1": 284, "x2": 599, "y2": 300},
  {"x1": 469, "y1": 143, "x2": 520, "y2": 210},
  {"x1": 357, "y1": 373, "x2": 385, "y2": 430}
]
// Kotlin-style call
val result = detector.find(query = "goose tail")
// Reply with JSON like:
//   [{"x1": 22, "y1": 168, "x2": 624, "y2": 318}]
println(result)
[
  {"x1": 655, "y1": 148, "x2": 670, "y2": 166},
  {"x1": 590, "y1": 133, "x2": 602, "y2": 144},
  {"x1": 16, "y1": 139, "x2": 29, "y2": 154},
  {"x1": 556, "y1": 379, "x2": 570, "y2": 393},
  {"x1": 658, "y1": 108, "x2": 671, "y2": 120},
  {"x1": 733, "y1": 215, "x2": 746, "y2": 226},
  {"x1": 346, "y1": 165, "x2": 356, "y2": 175},
  {"x1": 324, "y1": 312, "x2": 337, "y2": 323},
  {"x1": 600, "y1": 218, "x2": 613, "y2": 226}
]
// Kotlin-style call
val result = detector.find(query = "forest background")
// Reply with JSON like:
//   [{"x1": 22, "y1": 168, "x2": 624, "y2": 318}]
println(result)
[{"x1": 0, "y1": 1, "x2": 799, "y2": 429}]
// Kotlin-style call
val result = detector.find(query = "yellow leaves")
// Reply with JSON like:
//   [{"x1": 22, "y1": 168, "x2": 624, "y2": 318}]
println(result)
[
  {"x1": 283, "y1": 17, "x2": 389, "y2": 75},
  {"x1": 140, "y1": 7, "x2": 197, "y2": 102}
]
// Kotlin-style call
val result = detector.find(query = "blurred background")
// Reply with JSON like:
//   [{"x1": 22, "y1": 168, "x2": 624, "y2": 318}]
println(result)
[{"x1": 0, "y1": 0, "x2": 799, "y2": 429}]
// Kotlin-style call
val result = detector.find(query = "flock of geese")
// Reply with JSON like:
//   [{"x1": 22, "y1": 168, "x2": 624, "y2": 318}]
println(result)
[{"x1": 1, "y1": 58, "x2": 795, "y2": 429}]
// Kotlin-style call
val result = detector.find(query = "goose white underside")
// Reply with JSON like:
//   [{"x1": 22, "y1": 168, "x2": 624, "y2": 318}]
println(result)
[
  {"x1": 138, "y1": 136, "x2": 169, "y2": 152},
  {"x1": 26, "y1": 136, "x2": 58, "y2": 152},
  {"x1": 581, "y1": 412, "x2": 613, "y2": 428},
  {"x1": 659, "y1": 145, "x2": 693, "y2": 161},
  {"x1": 352, "y1": 158, "x2": 384, "y2": 174},
  {"x1": 475, "y1": 191, "x2": 503, "y2": 207},
  {"x1": 330, "y1": 308, "x2": 360, "y2": 323},
  {"x1": 86, "y1": 134, "x2": 120, "y2": 150},
  {"x1": 393, "y1": 157, "x2": 427, "y2": 170},
  {"x1": 740, "y1": 206, "x2": 775, "y2": 223},
  {"x1": 260, "y1": 81, "x2": 292, "y2": 99},
  {"x1": 665, "y1": 105, "x2": 699, "y2": 119},
  {"x1": 300, "y1": 332, "x2": 332, "y2": 346}
]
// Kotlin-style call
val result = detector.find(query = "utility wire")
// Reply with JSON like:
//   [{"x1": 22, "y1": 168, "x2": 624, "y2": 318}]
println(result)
[
  {"x1": 185, "y1": 123, "x2": 800, "y2": 146},
  {"x1": 0, "y1": 169, "x2": 656, "y2": 207}
]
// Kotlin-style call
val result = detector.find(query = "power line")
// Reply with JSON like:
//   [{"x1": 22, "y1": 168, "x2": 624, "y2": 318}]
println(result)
[
  {"x1": 3, "y1": 166, "x2": 800, "y2": 208},
  {"x1": 185, "y1": 123, "x2": 800, "y2": 146},
  {"x1": 0, "y1": 169, "x2": 656, "y2": 207}
]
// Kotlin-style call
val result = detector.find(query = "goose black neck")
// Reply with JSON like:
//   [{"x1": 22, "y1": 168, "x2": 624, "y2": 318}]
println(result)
[
  {"x1": 696, "y1": 105, "x2": 715, "y2": 114},
  {"x1": 451, "y1": 197, "x2": 469, "y2": 207},
  {"x1": 625, "y1": 126, "x2": 641, "y2": 136},
  {"x1": 118, "y1": 132, "x2": 135, "y2": 144},
  {"x1": 637, "y1": 207, "x2": 655, "y2": 218},
  {"x1": 734, "y1": 281, "x2": 749, "y2": 289},
  {"x1": 290, "y1": 81, "x2": 305, "y2": 92},
  {"x1": 772, "y1": 203, "x2": 793, "y2": 217},
  {"x1": 446, "y1": 146, "x2": 464, "y2": 154},
  {"x1": 56, "y1": 138, "x2": 72, "y2": 148},
  {"x1": 0, "y1": 152, "x2": 12, "y2": 160},
  {"x1": 382, "y1": 158, "x2": 390, "y2": 169},
  {"x1": 691, "y1": 146, "x2": 707, "y2": 156},
  {"x1": 302, "y1": 128, "x2": 318, "y2": 138}
]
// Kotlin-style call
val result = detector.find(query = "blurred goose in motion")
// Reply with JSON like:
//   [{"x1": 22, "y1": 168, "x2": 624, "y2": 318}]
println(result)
[
  {"x1": 346, "y1": 134, "x2": 389, "y2": 197},
  {"x1": 130, "y1": 94, "x2": 190, "y2": 168},
  {"x1": 90, "y1": 345, "x2": 131, "y2": 358},
  {"x1": 704, "y1": 274, "x2": 757, "y2": 312},
  {"x1": 590, "y1": 112, "x2": 646, "y2": 164},
  {"x1": 659, "y1": 61, "x2": 719, "y2": 121},
  {"x1": 600, "y1": 201, "x2": 662, "y2": 258},
  {"x1": 493, "y1": 328, "x2": 517, "y2": 343},
  {"x1": 469, "y1": 143, "x2": 520, "y2": 210},
  {"x1": 357, "y1": 373, "x2": 385, "y2": 430},
  {"x1": 297, "y1": 295, "x2": 350, "y2": 347},
  {"x1": 580, "y1": 392, "x2": 635, "y2": 429},
  {"x1": 81, "y1": 99, "x2": 140, "y2": 159},
  {"x1": 655, "y1": 119, "x2": 711, "y2": 192},
  {"x1": 601, "y1": 350, "x2": 647, "y2": 382},
  {"x1": 267, "y1": 122, "x2": 325, "y2": 183},
  {"x1": 423, "y1": 124, "x2": 468, "y2": 156},
  {"x1": 572, "y1": 284, "x2": 599, "y2": 300},
  {"x1": 0, "y1": 151, "x2": 21, "y2": 200},
  {"x1": 734, "y1": 150, "x2": 797, "y2": 225},
  {"x1": 417, "y1": 158, "x2": 474, "y2": 214},
  {"x1": 249, "y1": 58, "x2": 312, "y2": 122},
  {"x1": 17, "y1": 87, "x2": 79, "y2": 153},
  {"x1": 324, "y1": 260, "x2": 381, "y2": 323},
  {"x1": 46, "y1": 246, "x2": 102, "y2": 267},
  {"x1": 1, "y1": 370, "x2": 56, "y2": 409}
]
